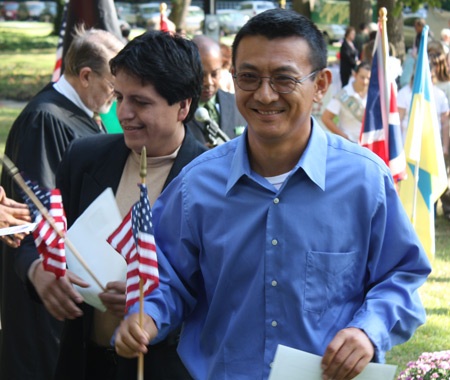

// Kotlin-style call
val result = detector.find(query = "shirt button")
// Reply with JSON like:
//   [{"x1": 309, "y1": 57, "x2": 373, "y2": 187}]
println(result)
[
  {"x1": 272, "y1": 239, "x2": 278, "y2": 246},
  {"x1": 271, "y1": 280, "x2": 278, "y2": 287},
  {"x1": 273, "y1": 198, "x2": 280, "y2": 204},
  {"x1": 272, "y1": 320, "x2": 278, "y2": 327}
]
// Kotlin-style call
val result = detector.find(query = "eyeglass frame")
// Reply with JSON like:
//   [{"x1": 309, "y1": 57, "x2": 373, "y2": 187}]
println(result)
[{"x1": 232, "y1": 70, "x2": 321, "y2": 94}]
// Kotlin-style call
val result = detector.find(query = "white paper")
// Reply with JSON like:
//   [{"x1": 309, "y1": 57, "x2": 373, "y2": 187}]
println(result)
[
  {"x1": 269, "y1": 345, "x2": 397, "y2": 380},
  {"x1": 66, "y1": 188, "x2": 126, "y2": 311},
  {"x1": 0, "y1": 223, "x2": 36, "y2": 236}
]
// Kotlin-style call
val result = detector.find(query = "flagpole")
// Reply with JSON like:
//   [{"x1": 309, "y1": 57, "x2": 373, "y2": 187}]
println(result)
[
  {"x1": 0, "y1": 155, "x2": 106, "y2": 292},
  {"x1": 379, "y1": 7, "x2": 390, "y2": 160},
  {"x1": 138, "y1": 146, "x2": 147, "y2": 380}
]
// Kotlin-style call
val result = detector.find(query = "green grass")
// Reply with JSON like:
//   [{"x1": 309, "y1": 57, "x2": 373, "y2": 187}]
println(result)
[
  {"x1": 385, "y1": 214, "x2": 450, "y2": 377},
  {"x1": 0, "y1": 50, "x2": 55, "y2": 100},
  {"x1": 0, "y1": 22, "x2": 55, "y2": 100}
]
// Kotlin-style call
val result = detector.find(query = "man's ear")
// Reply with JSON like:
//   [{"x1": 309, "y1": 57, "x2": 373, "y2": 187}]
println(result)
[
  {"x1": 313, "y1": 69, "x2": 332, "y2": 103},
  {"x1": 178, "y1": 98, "x2": 192, "y2": 122},
  {"x1": 79, "y1": 67, "x2": 93, "y2": 88}
]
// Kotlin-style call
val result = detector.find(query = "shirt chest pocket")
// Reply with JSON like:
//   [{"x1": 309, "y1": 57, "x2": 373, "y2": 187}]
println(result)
[{"x1": 303, "y1": 250, "x2": 361, "y2": 314}]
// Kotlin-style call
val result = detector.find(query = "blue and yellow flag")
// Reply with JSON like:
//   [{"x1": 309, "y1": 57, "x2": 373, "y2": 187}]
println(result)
[{"x1": 399, "y1": 26, "x2": 448, "y2": 260}]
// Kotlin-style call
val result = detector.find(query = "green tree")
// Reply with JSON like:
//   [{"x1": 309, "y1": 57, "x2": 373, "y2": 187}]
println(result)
[
  {"x1": 350, "y1": 0, "x2": 372, "y2": 29},
  {"x1": 292, "y1": 0, "x2": 311, "y2": 18},
  {"x1": 52, "y1": 0, "x2": 66, "y2": 36},
  {"x1": 168, "y1": 0, "x2": 191, "y2": 32}
]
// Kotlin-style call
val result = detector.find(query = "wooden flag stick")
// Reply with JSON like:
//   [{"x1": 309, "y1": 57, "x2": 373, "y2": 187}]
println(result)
[
  {"x1": 137, "y1": 146, "x2": 147, "y2": 380},
  {"x1": 0, "y1": 155, "x2": 106, "y2": 292}
]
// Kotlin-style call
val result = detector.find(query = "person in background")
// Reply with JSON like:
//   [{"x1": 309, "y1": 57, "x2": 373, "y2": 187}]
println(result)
[
  {"x1": 186, "y1": 35, "x2": 246, "y2": 145},
  {"x1": 115, "y1": 9, "x2": 431, "y2": 380},
  {"x1": 322, "y1": 61, "x2": 370, "y2": 142},
  {"x1": 440, "y1": 28, "x2": 450, "y2": 54},
  {"x1": 0, "y1": 26, "x2": 123, "y2": 380},
  {"x1": 428, "y1": 49, "x2": 450, "y2": 221},
  {"x1": 340, "y1": 26, "x2": 359, "y2": 86},
  {"x1": 413, "y1": 18, "x2": 427, "y2": 57},
  {"x1": 219, "y1": 42, "x2": 235, "y2": 93},
  {"x1": 354, "y1": 22, "x2": 369, "y2": 59}
]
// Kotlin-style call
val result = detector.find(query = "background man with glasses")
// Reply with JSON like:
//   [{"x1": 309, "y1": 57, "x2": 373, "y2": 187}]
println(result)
[
  {"x1": 115, "y1": 9, "x2": 431, "y2": 380},
  {"x1": 0, "y1": 26, "x2": 123, "y2": 380}
]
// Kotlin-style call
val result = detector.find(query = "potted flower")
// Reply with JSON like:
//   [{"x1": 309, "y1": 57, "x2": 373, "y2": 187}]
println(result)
[{"x1": 397, "y1": 350, "x2": 450, "y2": 379}]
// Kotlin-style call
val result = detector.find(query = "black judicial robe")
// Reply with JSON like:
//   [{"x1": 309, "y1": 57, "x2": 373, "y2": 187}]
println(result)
[{"x1": 0, "y1": 83, "x2": 104, "y2": 380}]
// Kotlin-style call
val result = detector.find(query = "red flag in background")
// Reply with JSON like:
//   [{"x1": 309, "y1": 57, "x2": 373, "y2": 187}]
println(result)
[
  {"x1": 107, "y1": 184, "x2": 159, "y2": 311},
  {"x1": 160, "y1": 2, "x2": 169, "y2": 32}
]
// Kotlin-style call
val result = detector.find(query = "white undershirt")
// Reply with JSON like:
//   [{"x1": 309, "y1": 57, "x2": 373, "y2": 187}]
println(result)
[{"x1": 265, "y1": 171, "x2": 291, "y2": 190}]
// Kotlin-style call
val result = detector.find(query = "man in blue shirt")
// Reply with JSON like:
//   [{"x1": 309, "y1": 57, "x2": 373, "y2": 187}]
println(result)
[{"x1": 115, "y1": 9, "x2": 432, "y2": 380}]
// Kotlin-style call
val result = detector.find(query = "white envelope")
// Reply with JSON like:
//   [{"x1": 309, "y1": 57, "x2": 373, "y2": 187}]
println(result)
[
  {"x1": 65, "y1": 188, "x2": 127, "y2": 311},
  {"x1": 269, "y1": 345, "x2": 397, "y2": 380}
]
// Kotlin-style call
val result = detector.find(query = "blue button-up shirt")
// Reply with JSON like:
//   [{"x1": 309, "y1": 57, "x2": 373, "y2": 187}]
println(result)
[{"x1": 130, "y1": 118, "x2": 431, "y2": 380}]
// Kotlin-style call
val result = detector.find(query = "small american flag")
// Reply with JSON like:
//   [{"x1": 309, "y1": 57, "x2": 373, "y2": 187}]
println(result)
[
  {"x1": 21, "y1": 179, "x2": 67, "y2": 278},
  {"x1": 107, "y1": 184, "x2": 159, "y2": 311}
]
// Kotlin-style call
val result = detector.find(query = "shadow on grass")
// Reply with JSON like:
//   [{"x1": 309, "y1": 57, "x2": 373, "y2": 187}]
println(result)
[{"x1": 425, "y1": 307, "x2": 450, "y2": 316}]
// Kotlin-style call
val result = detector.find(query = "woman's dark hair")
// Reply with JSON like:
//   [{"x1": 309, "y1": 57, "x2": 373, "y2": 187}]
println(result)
[{"x1": 110, "y1": 31, "x2": 203, "y2": 122}]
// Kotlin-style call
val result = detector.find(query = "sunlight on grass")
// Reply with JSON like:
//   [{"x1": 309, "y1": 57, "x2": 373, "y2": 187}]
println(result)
[
  {"x1": 385, "y1": 215, "x2": 450, "y2": 377},
  {"x1": 0, "y1": 21, "x2": 53, "y2": 36},
  {"x1": 0, "y1": 51, "x2": 54, "y2": 100}
]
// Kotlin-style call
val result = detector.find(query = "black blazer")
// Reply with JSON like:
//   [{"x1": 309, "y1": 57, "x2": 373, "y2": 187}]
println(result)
[
  {"x1": 186, "y1": 89, "x2": 247, "y2": 145},
  {"x1": 53, "y1": 128, "x2": 206, "y2": 380}
]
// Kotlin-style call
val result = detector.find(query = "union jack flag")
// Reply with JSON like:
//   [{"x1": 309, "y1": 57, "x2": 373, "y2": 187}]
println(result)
[
  {"x1": 21, "y1": 179, "x2": 67, "y2": 278},
  {"x1": 107, "y1": 184, "x2": 159, "y2": 311},
  {"x1": 359, "y1": 21, "x2": 406, "y2": 183}
]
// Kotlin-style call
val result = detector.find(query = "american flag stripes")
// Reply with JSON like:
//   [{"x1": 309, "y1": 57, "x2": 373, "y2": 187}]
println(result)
[
  {"x1": 107, "y1": 184, "x2": 159, "y2": 311},
  {"x1": 21, "y1": 179, "x2": 67, "y2": 278}
]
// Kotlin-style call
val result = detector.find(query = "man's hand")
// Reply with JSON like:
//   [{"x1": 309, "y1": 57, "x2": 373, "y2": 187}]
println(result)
[
  {"x1": 31, "y1": 263, "x2": 90, "y2": 321},
  {"x1": 0, "y1": 186, "x2": 31, "y2": 248},
  {"x1": 99, "y1": 281, "x2": 126, "y2": 317},
  {"x1": 115, "y1": 312, "x2": 158, "y2": 358},
  {"x1": 321, "y1": 327, "x2": 374, "y2": 380}
]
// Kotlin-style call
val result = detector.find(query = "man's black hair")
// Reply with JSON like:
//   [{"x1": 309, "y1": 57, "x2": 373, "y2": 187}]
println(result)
[
  {"x1": 110, "y1": 31, "x2": 203, "y2": 122},
  {"x1": 232, "y1": 9, "x2": 327, "y2": 73}
]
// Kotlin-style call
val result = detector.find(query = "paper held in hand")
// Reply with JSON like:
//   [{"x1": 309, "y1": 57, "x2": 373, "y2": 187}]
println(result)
[
  {"x1": 65, "y1": 188, "x2": 127, "y2": 311},
  {"x1": 269, "y1": 345, "x2": 397, "y2": 380}
]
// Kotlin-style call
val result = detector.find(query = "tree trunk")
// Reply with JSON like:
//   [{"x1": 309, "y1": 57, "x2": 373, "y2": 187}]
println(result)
[
  {"x1": 377, "y1": 0, "x2": 405, "y2": 62},
  {"x1": 292, "y1": 0, "x2": 311, "y2": 18},
  {"x1": 349, "y1": 0, "x2": 372, "y2": 29},
  {"x1": 169, "y1": 0, "x2": 191, "y2": 32}
]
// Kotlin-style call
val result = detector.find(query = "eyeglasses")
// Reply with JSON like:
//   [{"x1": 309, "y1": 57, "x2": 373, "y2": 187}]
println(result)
[
  {"x1": 94, "y1": 71, "x2": 115, "y2": 91},
  {"x1": 233, "y1": 70, "x2": 319, "y2": 94}
]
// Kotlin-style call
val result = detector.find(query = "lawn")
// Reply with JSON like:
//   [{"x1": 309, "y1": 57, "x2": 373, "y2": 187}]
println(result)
[
  {"x1": 385, "y1": 214, "x2": 450, "y2": 377},
  {"x1": 0, "y1": 21, "x2": 449, "y2": 380}
]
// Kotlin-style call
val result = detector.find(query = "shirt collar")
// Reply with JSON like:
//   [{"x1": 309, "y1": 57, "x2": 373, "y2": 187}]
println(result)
[
  {"x1": 226, "y1": 117, "x2": 327, "y2": 194},
  {"x1": 53, "y1": 74, "x2": 94, "y2": 118}
]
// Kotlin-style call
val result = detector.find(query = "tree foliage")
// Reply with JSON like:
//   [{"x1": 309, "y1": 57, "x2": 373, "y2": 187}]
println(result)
[{"x1": 392, "y1": 0, "x2": 447, "y2": 16}]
